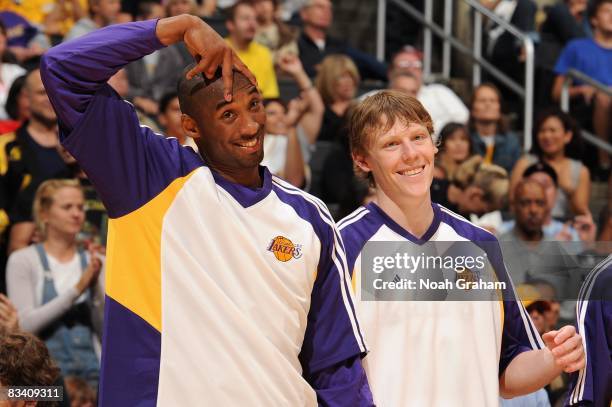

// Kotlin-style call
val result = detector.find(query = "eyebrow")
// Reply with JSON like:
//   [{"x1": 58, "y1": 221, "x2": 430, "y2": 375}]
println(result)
[{"x1": 215, "y1": 86, "x2": 259, "y2": 110}]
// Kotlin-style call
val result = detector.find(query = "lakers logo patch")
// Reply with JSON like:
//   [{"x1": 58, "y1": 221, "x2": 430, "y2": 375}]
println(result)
[{"x1": 267, "y1": 236, "x2": 303, "y2": 262}]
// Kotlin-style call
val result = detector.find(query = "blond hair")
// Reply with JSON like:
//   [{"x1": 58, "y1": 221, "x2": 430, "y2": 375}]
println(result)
[
  {"x1": 453, "y1": 155, "x2": 509, "y2": 211},
  {"x1": 33, "y1": 179, "x2": 82, "y2": 237},
  {"x1": 348, "y1": 90, "x2": 435, "y2": 185},
  {"x1": 314, "y1": 54, "x2": 360, "y2": 105}
]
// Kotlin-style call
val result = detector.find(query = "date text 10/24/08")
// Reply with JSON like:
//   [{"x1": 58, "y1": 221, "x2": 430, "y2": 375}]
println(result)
[{"x1": 0, "y1": 386, "x2": 63, "y2": 401}]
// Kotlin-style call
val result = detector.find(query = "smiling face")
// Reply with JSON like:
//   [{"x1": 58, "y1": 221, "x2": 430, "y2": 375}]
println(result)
[
  {"x1": 537, "y1": 115, "x2": 572, "y2": 157},
  {"x1": 180, "y1": 71, "x2": 265, "y2": 184},
  {"x1": 443, "y1": 128, "x2": 471, "y2": 163},
  {"x1": 355, "y1": 118, "x2": 438, "y2": 203},
  {"x1": 264, "y1": 101, "x2": 287, "y2": 135}
]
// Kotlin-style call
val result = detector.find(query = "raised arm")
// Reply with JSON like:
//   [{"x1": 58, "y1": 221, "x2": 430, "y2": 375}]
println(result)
[{"x1": 41, "y1": 15, "x2": 255, "y2": 133}]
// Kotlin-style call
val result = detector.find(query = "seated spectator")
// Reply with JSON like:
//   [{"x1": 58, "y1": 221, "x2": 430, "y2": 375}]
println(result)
[
  {"x1": 225, "y1": 1, "x2": 279, "y2": 98},
  {"x1": 389, "y1": 46, "x2": 469, "y2": 135},
  {"x1": 443, "y1": 155, "x2": 509, "y2": 232},
  {"x1": 297, "y1": 0, "x2": 386, "y2": 80},
  {"x1": 511, "y1": 108, "x2": 590, "y2": 218},
  {"x1": 499, "y1": 179, "x2": 583, "y2": 299},
  {"x1": 552, "y1": 0, "x2": 612, "y2": 178},
  {"x1": 468, "y1": 83, "x2": 521, "y2": 174},
  {"x1": 388, "y1": 69, "x2": 419, "y2": 98},
  {"x1": 65, "y1": 375, "x2": 96, "y2": 407},
  {"x1": 539, "y1": 0, "x2": 590, "y2": 70},
  {"x1": 0, "y1": 21, "x2": 26, "y2": 121},
  {"x1": 3, "y1": 68, "x2": 71, "y2": 255},
  {"x1": 0, "y1": 330, "x2": 60, "y2": 389},
  {"x1": 64, "y1": 0, "x2": 120, "y2": 41},
  {"x1": 7, "y1": 179, "x2": 104, "y2": 385},
  {"x1": 262, "y1": 99, "x2": 305, "y2": 187},
  {"x1": 435, "y1": 122, "x2": 472, "y2": 181},
  {"x1": 308, "y1": 55, "x2": 361, "y2": 213},
  {"x1": 252, "y1": 0, "x2": 299, "y2": 65},
  {"x1": 0, "y1": 11, "x2": 45, "y2": 64},
  {"x1": 501, "y1": 161, "x2": 596, "y2": 242},
  {"x1": 125, "y1": 2, "x2": 186, "y2": 117},
  {"x1": 315, "y1": 54, "x2": 358, "y2": 147},
  {"x1": 158, "y1": 91, "x2": 198, "y2": 151},
  {"x1": 0, "y1": 293, "x2": 19, "y2": 332}
]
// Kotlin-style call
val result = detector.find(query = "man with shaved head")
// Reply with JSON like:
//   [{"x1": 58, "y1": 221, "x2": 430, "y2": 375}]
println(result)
[{"x1": 41, "y1": 14, "x2": 372, "y2": 406}]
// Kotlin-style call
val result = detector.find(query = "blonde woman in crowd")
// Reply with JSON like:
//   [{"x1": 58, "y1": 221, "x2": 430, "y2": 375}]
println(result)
[{"x1": 6, "y1": 179, "x2": 104, "y2": 385}]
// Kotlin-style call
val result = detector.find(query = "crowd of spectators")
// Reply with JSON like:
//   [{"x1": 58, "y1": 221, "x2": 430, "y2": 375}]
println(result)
[{"x1": 0, "y1": 0, "x2": 610, "y2": 404}]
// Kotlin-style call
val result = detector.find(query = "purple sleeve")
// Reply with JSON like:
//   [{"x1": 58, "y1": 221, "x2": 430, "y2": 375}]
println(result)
[
  {"x1": 40, "y1": 21, "x2": 202, "y2": 218},
  {"x1": 566, "y1": 260, "x2": 612, "y2": 406},
  {"x1": 299, "y1": 219, "x2": 367, "y2": 376},
  {"x1": 485, "y1": 241, "x2": 544, "y2": 376},
  {"x1": 308, "y1": 355, "x2": 374, "y2": 407},
  {"x1": 41, "y1": 20, "x2": 164, "y2": 132}
]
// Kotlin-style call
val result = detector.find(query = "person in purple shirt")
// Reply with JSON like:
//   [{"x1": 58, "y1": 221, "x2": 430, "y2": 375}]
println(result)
[
  {"x1": 566, "y1": 254, "x2": 612, "y2": 407},
  {"x1": 40, "y1": 14, "x2": 372, "y2": 406}
]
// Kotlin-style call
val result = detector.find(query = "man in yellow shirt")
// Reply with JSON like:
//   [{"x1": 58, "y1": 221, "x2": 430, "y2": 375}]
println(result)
[{"x1": 225, "y1": 0, "x2": 279, "y2": 99}]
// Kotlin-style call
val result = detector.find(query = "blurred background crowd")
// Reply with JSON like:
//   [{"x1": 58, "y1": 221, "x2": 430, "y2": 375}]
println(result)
[{"x1": 0, "y1": 0, "x2": 610, "y2": 405}]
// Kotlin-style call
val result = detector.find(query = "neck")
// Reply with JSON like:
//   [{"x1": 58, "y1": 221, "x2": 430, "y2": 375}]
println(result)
[
  {"x1": 375, "y1": 188, "x2": 434, "y2": 239},
  {"x1": 43, "y1": 231, "x2": 77, "y2": 259},
  {"x1": 211, "y1": 162, "x2": 262, "y2": 188},
  {"x1": 594, "y1": 30, "x2": 612, "y2": 48},
  {"x1": 229, "y1": 36, "x2": 250, "y2": 51},
  {"x1": 475, "y1": 121, "x2": 497, "y2": 137},
  {"x1": 543, "y1": 151, "x2": 565, "y2": 162},
  {"x1": 27, "y1": 120, "x2": 58, "y2": 147},
  {"x1": 515, "y1": 225, "x2": 543, "y2": 243},
  {"x1": 304, "y1": 24, "x2": 326, "y2": 41}
]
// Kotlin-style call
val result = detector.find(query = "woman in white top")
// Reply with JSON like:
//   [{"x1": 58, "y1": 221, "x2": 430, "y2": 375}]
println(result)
[{"x1": 7, "y1": 179, "x2": 104, "y2": 385}]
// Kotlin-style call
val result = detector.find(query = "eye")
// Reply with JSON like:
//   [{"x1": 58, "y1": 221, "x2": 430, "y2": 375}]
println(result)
[
  {"x1": 250, "y1": 99, "x2": 261, "y2": 109},
  {"x1": 414, "y1": 133, "x2": 426, "y2": 141},
  {"x1": 384, "y1": 140, "x2": 399, "y2": 148},
  {"x1": 222, "y1": 111, "x2": 235, "y2": 120}
]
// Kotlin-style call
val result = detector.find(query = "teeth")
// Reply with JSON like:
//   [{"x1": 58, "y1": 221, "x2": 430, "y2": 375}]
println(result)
[
  {"x1": 398, "y1": 167, "x2": 424, "y2": 176},
  {"x1": 238, "y1": 138, "x2": 258, "y2": 148}
]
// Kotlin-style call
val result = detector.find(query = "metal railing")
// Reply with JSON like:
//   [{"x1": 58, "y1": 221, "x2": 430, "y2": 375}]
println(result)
[
  {"x1": 561, "y1": 69, "x2": 612, "y2": 154},
  {"x1": 376, "y1": 0, "x2": 536, "y2": 151}
]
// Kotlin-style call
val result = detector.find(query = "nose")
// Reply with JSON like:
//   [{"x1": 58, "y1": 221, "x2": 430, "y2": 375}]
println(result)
[
  {"x1": 240, "y1": 115, "x2": 261, "y2": 137},
  {"x1": 400, "y1": 140, "x2": 418, "y2": 161}
]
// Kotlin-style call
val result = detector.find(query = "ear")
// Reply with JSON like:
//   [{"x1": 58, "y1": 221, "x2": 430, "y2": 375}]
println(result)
[
  {"x1": 181, "y1": 114, "x2": 201, "y2": 140},
  {"x1": 563, "y1": 129, "x2": 573, "y2": 144},
  {"x1": 352, "y1": 152, "x2": 371, "y2": 174}
]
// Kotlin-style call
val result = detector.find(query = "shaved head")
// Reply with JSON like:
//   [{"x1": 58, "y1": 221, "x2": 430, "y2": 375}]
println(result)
[{"x1": 178, "y1": 65, "x2": 255, "y2": 119}]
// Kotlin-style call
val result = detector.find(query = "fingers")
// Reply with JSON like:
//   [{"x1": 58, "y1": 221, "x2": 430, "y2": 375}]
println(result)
[
  {"x1": 233, "y1": 53, "x2": 257, "y2": 88},
  {"x1": 564, "y1": 353, "x2": 586, "y2": 373},
  {"x1": 186, "y1": 58, "x2": 208, "y2": 80},
  {"x1": 550, "y1": 331, "x2": 581, "y2": 358},
  {"x1": 542, "y1": 330, "x2": 557, "y2": 347},
  {"x1": 553, "y1": 325, "x2": 577, "y2": 345},
  {"x1": 222, "y1": 48, "x2": 233, "y2": 102}
]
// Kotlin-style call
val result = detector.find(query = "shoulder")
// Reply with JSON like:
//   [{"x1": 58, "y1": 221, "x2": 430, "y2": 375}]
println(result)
[
  {"x1": 271, "y1": 175, "x2": 336, "y2": 234},
  {"x1": 7, "y1": 245, "x2": 39, "y2": 269},
  {"x1": 338, "y1": 206, "x2": 382, "y2": 266},
  {"x1": 579, "y1": 255, "x2": 612, "y2": 302},
  {"x1": 437, "y1": 204, "x2": 498, "y2": 242},
  {"x1": 251, "y1": 41, "x2": 273, "y2": 58},
  {"x1": 564, "y1": 38, "x2": 593, "y2": 53}
]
